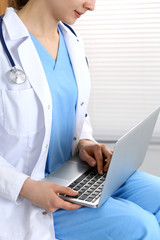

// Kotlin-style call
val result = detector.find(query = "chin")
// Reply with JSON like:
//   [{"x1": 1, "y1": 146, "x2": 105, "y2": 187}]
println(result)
[{"x1": 61, "y1": 18, "x2": 77, "y2": 26}]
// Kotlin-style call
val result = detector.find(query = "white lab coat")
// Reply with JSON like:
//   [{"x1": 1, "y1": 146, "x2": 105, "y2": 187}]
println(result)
[{"x1": 0, "y1": 7, "x2": 96, "y2": 240}]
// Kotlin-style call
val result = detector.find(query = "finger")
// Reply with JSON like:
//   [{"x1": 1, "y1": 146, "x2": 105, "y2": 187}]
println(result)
[
  {"x1": 101, "y1": 145, "x2": 113, "y2": 172},
  {"x1": 49, "y1": 194, "x2": 82, "y2": 212},
  {"x1": 104, "y1": 155, "x2": 112, "y2": 171},
  {"x1": 58, "y1": 198, "x2": 82, "y2": 211},
  {"x1": 79, "y1": 149, "x2": 97, "y2": 167},
  {"x1": 104, "y1": 158, "x2": 111, "y2": 172},
  {"x1": 94, "y1": 145, "x2": 104, "y2": 175},
  {"x1": 54, "y1": 184, "x2": 78, "y2": 196}
]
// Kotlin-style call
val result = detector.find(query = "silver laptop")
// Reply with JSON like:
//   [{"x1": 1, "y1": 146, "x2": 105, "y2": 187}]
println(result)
[{"x1": 45, "y1": 106, "x2": 160, "y2": 208}]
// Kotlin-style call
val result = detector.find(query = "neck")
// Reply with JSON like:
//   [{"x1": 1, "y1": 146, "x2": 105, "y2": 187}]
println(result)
[{"x1": 17, "y1": 1, "x2": 59, "y2": 39}]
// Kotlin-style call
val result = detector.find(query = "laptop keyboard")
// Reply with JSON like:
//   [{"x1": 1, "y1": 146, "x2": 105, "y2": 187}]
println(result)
[{"x1": 59, "y1": 168, "x2": 107, "y2": 203}]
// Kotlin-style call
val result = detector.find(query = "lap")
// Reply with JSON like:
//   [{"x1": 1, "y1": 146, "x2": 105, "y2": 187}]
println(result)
[
  {"x1": 53, "y1": 170, "x2": 160, "y2": 240},
  {"x1": 112, "y1": 170, "x2": 160, "y2": 214},
  {"x1": 54, "y1": 197, "x2": 159, "y2": 240}
]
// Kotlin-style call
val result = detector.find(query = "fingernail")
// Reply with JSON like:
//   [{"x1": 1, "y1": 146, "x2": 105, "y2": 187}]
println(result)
[
  {"x1": 68, "y1": 190, "x2": 78, "y2": 196},
  {"x1": 68, "y1": 188, "x2": 78, "y2": 195},
  {"x1": 91, "y1": 160, "x2": 95, "y2": 166},
  {"x1": 100, "y1": 170, "x2": 103, "y2": 174},
  {"x1": 72, "y1": 190, "x2": 78, "y2": 194}
]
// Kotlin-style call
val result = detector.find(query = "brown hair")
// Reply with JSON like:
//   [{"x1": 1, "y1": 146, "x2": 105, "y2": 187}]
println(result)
[{"x1": 10, "y1": 0, "x2": 29, "y2": 10}]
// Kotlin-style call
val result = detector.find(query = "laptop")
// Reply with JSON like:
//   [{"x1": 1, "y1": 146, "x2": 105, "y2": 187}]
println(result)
[{"x1": 45, "y1": 106, "x2": 160, "y2": 208}]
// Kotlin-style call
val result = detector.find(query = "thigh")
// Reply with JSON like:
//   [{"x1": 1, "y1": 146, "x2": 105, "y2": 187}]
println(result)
[
  {"x1": 112, "y1": 170, "x2": 160, "y2": 214},
  {"x1": 53, "y1": 197, "x2": 160, "y2": 240}
]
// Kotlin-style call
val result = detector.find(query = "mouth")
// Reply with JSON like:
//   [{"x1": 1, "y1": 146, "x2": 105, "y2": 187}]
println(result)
[{"x1": 74, "y1": 10, "x2": 83, "y2": 18}]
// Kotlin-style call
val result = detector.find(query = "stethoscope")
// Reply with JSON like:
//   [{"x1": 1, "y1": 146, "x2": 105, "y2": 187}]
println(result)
[{"x1": 0, "y1": 16, "x2": 26, "y2": 84}]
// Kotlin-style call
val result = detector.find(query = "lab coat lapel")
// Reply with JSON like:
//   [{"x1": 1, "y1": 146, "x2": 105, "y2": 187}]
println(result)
[
  {"x1": 59, "y1": 23, "x2": 91, "y2": 144},
  {"x1": 18, "y1": 37, "x2": 52, "y2": 109},
  {"x1": 60, "y1": 26, "x2": 91, "y2": 104}
]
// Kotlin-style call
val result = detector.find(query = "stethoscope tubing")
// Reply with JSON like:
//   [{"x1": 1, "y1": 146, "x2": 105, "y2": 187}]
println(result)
[
  {"x1": 0, "y1": 14, "x2": 79, "y2": 85},
  {"x1": 0, "y1": 16, "x2": 16, "y2": 68}
]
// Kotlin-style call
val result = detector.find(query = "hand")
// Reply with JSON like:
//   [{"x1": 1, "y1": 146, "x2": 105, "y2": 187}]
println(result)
[
  {"x1": 78, "y1": 140, "x2": 113, "y2": 175},
  {"x1": 19, "y1": 178, "x2": 82, "y2": 212}
]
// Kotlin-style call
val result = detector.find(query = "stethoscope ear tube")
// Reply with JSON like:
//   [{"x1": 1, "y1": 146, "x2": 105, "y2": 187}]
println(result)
[{"x1": 0, "y1": 16, "x2": 16, "y2": 68}]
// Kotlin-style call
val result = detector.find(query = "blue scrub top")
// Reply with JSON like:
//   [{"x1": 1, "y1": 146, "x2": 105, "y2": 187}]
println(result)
[{"x1": 29, "y1": 25, "x2": 78, "y2": 175}]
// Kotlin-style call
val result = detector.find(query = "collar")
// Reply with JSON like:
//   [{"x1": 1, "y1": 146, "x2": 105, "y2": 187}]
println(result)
[{"x1": 3, "y1": 7, "x2": 29, "y2": 40}]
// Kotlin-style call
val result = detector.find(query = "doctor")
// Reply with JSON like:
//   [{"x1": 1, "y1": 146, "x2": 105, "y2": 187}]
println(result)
[{"x1": 0, "y1": 1, "x2": 160, "y2": 240}]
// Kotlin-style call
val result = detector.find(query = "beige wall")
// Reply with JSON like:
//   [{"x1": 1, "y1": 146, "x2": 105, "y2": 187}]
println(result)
[{"x1": 0, "y1": 0, "x2": 9, "y2": 15}]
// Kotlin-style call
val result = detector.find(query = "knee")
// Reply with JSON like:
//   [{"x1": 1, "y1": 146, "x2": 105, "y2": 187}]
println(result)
[
  {"x1": 143, "y1": 175, "x2": 160, "y2": 214},
  {"x1": 127, "y1": 210, "x2": 160, "y2": 240}
]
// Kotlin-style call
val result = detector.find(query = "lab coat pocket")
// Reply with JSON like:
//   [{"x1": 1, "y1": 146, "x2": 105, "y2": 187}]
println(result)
[{"x1": 2, "y1": 88, "x2": 44, "y2": 137}]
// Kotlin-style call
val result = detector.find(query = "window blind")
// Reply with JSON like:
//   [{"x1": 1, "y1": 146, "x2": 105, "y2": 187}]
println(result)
[{"x1": 74, "y1": 0, "x2": 160, "y2": 142}]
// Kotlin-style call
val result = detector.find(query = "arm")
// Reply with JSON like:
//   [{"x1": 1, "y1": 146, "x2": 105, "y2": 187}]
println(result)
[
  {"x1": 0, "y1": 156, "x2": 81, "y2": 211},
  {"x1": 79, "y1": 114, "x2": 97, "y2": 143},
  {"x1": 0, "y1": 156, "x2": 28, "y2": 204}
]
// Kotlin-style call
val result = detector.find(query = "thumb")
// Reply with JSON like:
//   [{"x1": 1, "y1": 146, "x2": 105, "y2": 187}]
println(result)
[
  {"x1": 80, "y1": 150, "x2": 97, "y2": 167},
  {"x1": 55, "y1": 185, "x2": 78, "y2": 196}
]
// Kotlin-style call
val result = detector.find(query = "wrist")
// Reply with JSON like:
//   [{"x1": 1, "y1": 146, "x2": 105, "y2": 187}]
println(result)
[
  {"x1": 19, "y1": 177, "x2": 37, "y2": 200},
  {"x1": 78, "y1": 139, "x2": 94, "y2": 150}
]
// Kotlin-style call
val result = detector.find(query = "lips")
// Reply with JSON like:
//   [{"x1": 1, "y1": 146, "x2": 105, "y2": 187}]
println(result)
[{"x1": 74, "y1": 10, "x2": 83, "y2": 18}]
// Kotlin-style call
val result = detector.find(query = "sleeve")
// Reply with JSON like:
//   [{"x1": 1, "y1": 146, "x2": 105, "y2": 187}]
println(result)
[
  {"x1": 79, "y1": 114, "x2": 97, "y2": 143},
  {"x1": 0, "y1": 156, "x2": 29, "y2": 204}
]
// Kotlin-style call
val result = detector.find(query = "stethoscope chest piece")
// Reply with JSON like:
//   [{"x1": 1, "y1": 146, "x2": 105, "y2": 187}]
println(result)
[
  {"x1": 9, "y1": 67, "x2": 26, "y2": 84},
  {"x1": 0, "y1": 16, "x2": 27, "y2": 84}
]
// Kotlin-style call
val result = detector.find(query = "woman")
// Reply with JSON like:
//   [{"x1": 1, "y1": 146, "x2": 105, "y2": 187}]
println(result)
[{"x1": 0, "y1": 0, "x2": 160, "y2": 239}]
